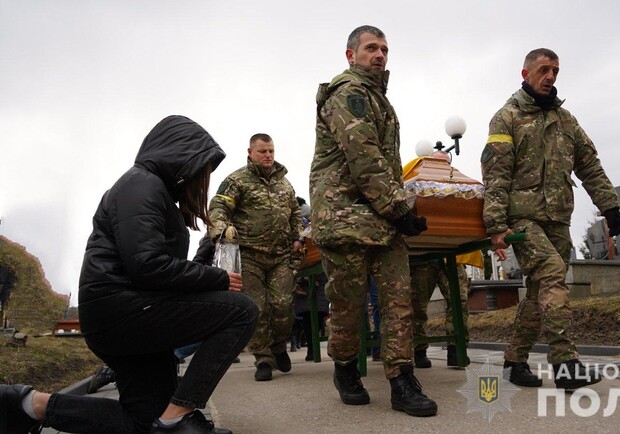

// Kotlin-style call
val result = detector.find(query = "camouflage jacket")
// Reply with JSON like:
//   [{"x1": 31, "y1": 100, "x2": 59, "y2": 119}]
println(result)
[
  {"x1": 481, "y1": 88, "x2": 618, "y2": 233},
  {"x1": 309, "y1": 64, "x2": 410, "y2": 247},
  {"x1": 209, "y1": 159, "x2": 302, "y2": 255}
]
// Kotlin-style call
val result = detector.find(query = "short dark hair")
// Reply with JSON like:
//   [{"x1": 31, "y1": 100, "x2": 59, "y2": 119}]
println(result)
[
  {"x1": 347, "y1": 25, "x2": 385, "y2": 51},
  {"x1": 523, "y1": 48, "x2": 558, "y2": 69},
  {"x1": 249, "y1": 133, "x2": 273, "y2": 145}
]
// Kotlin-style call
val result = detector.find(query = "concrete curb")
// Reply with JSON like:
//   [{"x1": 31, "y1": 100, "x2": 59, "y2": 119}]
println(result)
[
  {"x1": 463, "y1": 341, "x2": 620, "y2": 356},
  {"x1": 58, "y1": 375, "x2": 93, "y2": 396}
]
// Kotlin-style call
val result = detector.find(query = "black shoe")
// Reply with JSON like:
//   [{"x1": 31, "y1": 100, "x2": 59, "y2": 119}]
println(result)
[
  {"x1": 274, "y1": 351, "x2": 291, "y2": 372},
  {"x1": 447, "y1": 345, "x2": 470, "y2": 367},
  {"x1": 333, "y1": 361, "x2": 370, "y2": 405},
  {"x1": 254, "y1": 363, "x2": 272, "y2": 381},
  {"x1": 553, "y1": 359, "x2": 602, "y2": 390},
  {"x1": 0, "y1": 384, "x2": 41, "y2": 434},
  {"x1": 88, "y1": 365, "x2": 116, "y2": 394},
  {"x1": 390, "y1": 365, "x2": 438, "y2": 417},
  {"x1": 150, "y1": 410, "x2": 232, "y2": 434},
  {"x1": 503, "y1": 361, "x2": 542, "y2": 387},
  {"x1": 305, "y1": 351, "x2": 314, "y2": 362},
  {"x1": 414, "y1": 349, "x2": 432, "y2": 368},
  {"x1": 232, "y1": 356, "x2": 240, "y2": 363}
]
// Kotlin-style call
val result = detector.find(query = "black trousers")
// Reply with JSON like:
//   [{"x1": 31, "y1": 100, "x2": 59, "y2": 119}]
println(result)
[{"x1": 42, "y1": 290, "x2": 258, "y2": 434}]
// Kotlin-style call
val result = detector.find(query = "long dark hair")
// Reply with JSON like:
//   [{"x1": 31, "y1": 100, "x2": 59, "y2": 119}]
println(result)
[{"x1": 179, "y1": 163, "x2": 212, "y2": 230}]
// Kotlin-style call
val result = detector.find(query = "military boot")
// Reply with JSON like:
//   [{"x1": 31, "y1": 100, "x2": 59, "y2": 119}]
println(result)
[
  {"x1": 333, "y1": 361, "x2": 370, "y2": 405},
  {"x1": 254, "y1": 363, "x2": 272, "y2": 381},
  {"x1": 553, "y1": 359, "x2": 602, "y2": 390},
  {"x1": 414, "y1": 349, "x2": 432, "y2": 368},
  {"x1": 390, "y1": 365, "x2": 438, "y2": 417},
  {"x1": 503, "y1": 361, "x2": 542, "y2": 387},
  {"x1": 447, "y1": 345, "x2": 470, "y2": 367},
  {"x1": 274, "y1": 351, "x2": 291, "y2": 372}
]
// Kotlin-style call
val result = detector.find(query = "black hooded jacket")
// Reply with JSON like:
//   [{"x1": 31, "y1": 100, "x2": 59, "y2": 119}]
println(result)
[{"x1": 78, "y1": 115, "x2": 228, "y2": 335}]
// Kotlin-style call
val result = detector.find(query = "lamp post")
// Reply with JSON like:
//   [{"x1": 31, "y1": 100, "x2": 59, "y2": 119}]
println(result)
[{"x1": 415, "y1": 116, "x2": 467, "y2": 158}]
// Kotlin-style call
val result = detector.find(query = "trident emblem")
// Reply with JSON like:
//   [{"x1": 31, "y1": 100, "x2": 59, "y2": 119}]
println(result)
[{"x1": 478, "y1": 376, "x2": 498, "y2": 403}]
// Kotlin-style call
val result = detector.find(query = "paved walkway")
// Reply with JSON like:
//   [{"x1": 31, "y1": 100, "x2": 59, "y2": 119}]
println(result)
[{"x1": 42, "y1": 344, "x2": 620, "y2": 433}]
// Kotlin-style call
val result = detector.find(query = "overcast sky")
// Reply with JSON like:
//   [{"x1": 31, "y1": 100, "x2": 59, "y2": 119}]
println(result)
[{"x1": 1, "y1": 1, "x2": 619, "y2": 305}]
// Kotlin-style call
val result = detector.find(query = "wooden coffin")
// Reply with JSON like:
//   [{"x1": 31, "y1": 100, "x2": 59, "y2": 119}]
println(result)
[
  {"x1": 402, "y1": 155, "x2": 487, "y2": 251},
  {"x1": 301, "y1": 234, "x2": 321, "y2": 268},
  {"x1": 299, "y1": 154, "x2": 487, "y2": 269}
]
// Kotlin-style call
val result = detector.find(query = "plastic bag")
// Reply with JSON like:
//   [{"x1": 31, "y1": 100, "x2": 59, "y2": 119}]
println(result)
[{"x1": 212, "y1": 225, "x2": 242, "y2": 273}]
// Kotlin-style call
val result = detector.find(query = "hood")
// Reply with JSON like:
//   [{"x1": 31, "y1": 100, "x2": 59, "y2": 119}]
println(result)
[
  {"x1": 328, "y1": 64, "x2": 390, "y2": 94},
  {"x1": 134, "y1": 115, "x2": 226, "y2": 189}
]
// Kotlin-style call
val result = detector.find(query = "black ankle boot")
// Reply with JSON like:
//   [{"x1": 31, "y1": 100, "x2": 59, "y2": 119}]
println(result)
[
  {"x1": 414, "y1": 349, "x2": 432, "y2": 368},
  {"x1": 389, "y1": 365, "x2": 437, "y2": 417},
  {"x1": 254, "y1": 362, "x2": 272, "y2": 381},
  {"x1": 0, "y1": 384, "x2": 41, "y2": 434},
  {"x1": 553, "y1": 359, "x2": 602, "y2": 390},
  {"x1": 150, "y1": 409, "x2": 231, "y2": 434},
  {"x1": 503, "y1": 361, "x2": 542, "y2": 387},
  {"x1": 274, "y1": 351, "x2": 291, "y2": 372},
  {"x1": 333, "y1": 361, "x2": 370, "y2": 405},
  {"x1": 290, "y1": 336, "x2": 297, "y2": 352},
  {"x1": 447, "y1": 345, "x2": 470, "y2": 367}
]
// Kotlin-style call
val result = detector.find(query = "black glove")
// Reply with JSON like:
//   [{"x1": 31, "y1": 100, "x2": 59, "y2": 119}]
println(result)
[
  {"x1": 393, "y1": 212, "x2": 428, "y2": 236},
  {"x1": 604, "y1": 207, "x2": 620, "y2": 237}
]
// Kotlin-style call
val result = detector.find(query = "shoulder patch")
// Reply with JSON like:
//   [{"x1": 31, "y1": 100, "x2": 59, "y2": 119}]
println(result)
[
  {"x1": 480, "y1": 145, "x2": 495, "y2": 164},
  {"x1": 216, "y1": 180, "x2": 229, "y2": 195},
  {"x1": 347, "y1": 94, "x2": 367, "y2": 117}
]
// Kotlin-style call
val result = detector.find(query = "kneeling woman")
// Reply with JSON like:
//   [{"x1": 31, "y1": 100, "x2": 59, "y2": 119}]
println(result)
[{"x1": 1, "y1": 115, "x2": 258, "y2": 434}]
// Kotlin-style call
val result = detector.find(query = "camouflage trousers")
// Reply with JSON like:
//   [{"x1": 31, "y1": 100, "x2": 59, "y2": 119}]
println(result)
[
  {"x1": 320, "y1": 236, "x2": 413, "y2": 379},
  {"x1": 504, "y1": 219, "x2": 578, "y2": 365},
  {"x1": 240, "y1": 248, "x2": 295, "y2": 367},
  {"x1": 410, "y1": 262, "x2": 469, "y2": 350}
]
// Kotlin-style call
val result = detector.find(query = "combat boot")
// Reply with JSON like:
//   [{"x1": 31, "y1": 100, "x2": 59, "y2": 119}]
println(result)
[
  {"x1": 333, "y1": 361, "x2": 370, "y2": 405},
  {"x1": 390, "y1": 365, "x2": 437, "y2": 417},
  {"x1": 553, "y1": 359, "x2": 601, "y2": 390},
  {"x1": 254, "y1": 363, "x2": 272, "y2": 381},
  {"x1": 274, "y1": 351, "x2": 291, "y2": 372},
  {"x1": 414, "y1": 349, "x2": 432, "y2": 368},
  {"x1": 503, "y1": 361, "x2": 542, "y2": 387},
  {"x1": 446, "y1": 345, "x2": 470, "y2": 367}
]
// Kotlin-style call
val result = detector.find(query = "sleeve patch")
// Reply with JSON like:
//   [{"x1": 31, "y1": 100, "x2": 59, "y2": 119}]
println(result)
[
  {"x1": 480, "y1": 145, "x2": 495, "y2": 163},
  {"x1": 346, "y1": 94, "x2": 367, "y2": 117},
  {"x1": 216, "y1": 180, "x2": 229, "y2": 195}
]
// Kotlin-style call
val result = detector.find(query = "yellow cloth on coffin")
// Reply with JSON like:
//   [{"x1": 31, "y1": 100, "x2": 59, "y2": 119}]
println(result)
[
  {"x1": 402, "y1": 157, "x2": 484, "y2": 269},
  {"x1": 402, "y1": 156, "x2": 424, "y2": 182}
]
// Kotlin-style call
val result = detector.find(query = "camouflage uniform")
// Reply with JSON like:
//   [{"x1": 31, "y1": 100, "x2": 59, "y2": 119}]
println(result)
[
  {"x1": 410, "y1": 262, "x2": 469, "y2": 350},
  {"x1": 481, "y1": 88, "x2": 619, "y2": 364},
  {"x1": 310, "y1": 64, "x2": 413, "y2": 379},
  {"x1": 210, "y1": 159, "x2": 302, "y2": 367}
]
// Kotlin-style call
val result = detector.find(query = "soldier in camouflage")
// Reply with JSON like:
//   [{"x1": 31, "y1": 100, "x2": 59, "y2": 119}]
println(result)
[
  {"x1": 482, "y1": 48, "x2": 620, "y2": 390},
  {"x1": 309, "y1": 25, "x2": 437, "y2": 417},
  {"x1": 209, "y1": 133, "x2": 303, "y2": 382},
  {"x1": 410, "y1": 262, "x2": 470, "y2": 368}
]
